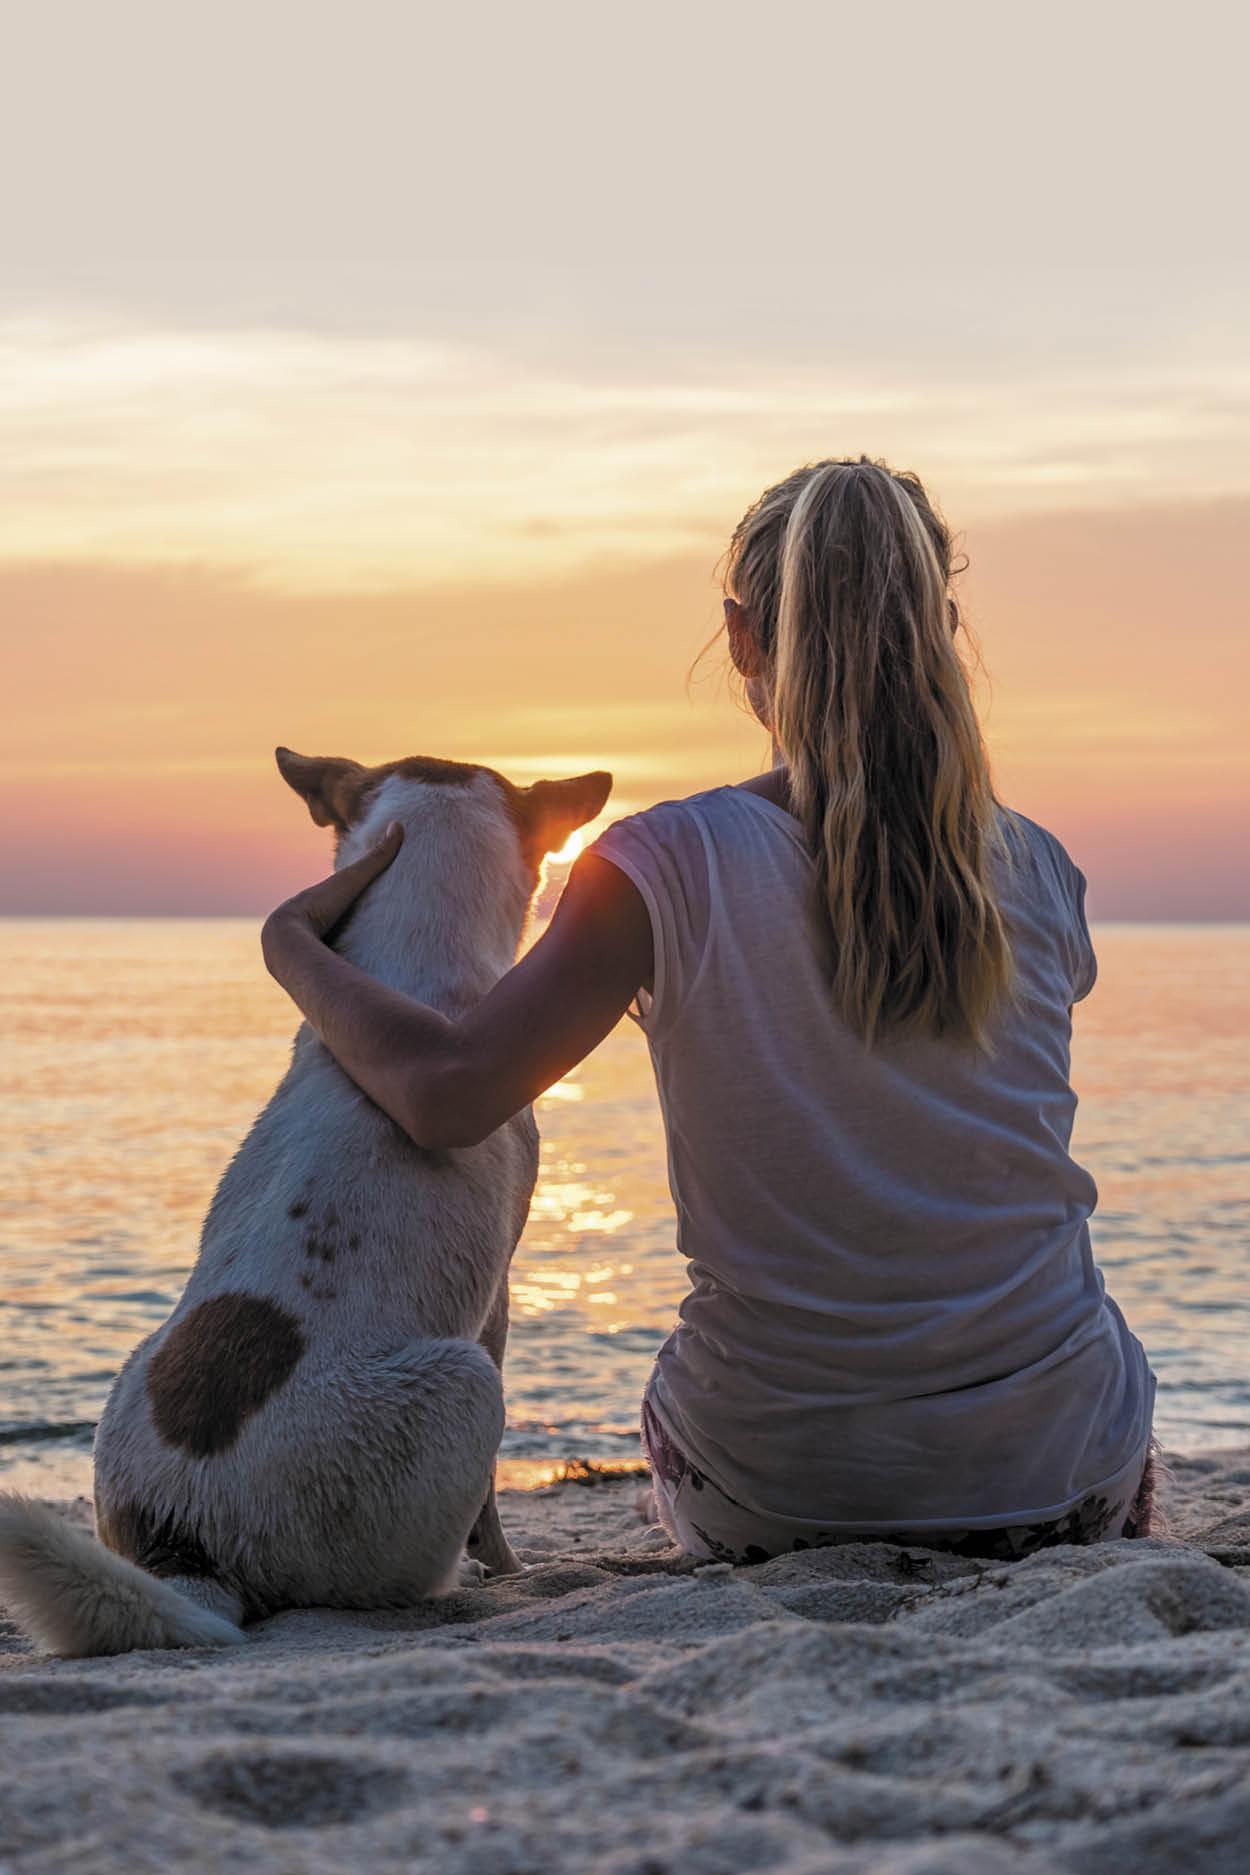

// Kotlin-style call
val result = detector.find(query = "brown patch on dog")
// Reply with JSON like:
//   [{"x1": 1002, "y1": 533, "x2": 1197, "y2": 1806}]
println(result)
[
  {"x1": 384, "y1": 755, "x2": 482, "y2": 789},
  {"x1": 96, "y1": 1496, "x2": 218, "y2": 1580},
  {"x1": 304, "y1": 1230, "x2": 336, "y2": 1263},
  {"x1": 277, "y1": 745, "x2": 609, "y2": 872},
  {"x1": 352, "y1": 755, "x2": 486, "y2": 833},
  {"x1": 277, "y1": 747, "x2": 489, "y2": 835},
  {"x1": 146, "y1": 1294, "x2": 306, "y2": 1458},
  {"x1": 276, "y1": 745, "x2": 610, "y2": 893},
  {"x1": 287, "y1": 1199, "x2": 308, "y2": 1220}
]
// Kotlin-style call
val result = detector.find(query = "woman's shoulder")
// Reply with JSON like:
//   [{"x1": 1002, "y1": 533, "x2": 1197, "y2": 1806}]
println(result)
[
  {"x1": 999, "y1": 806, "x2": 1088, "y2": 892},
  {"x1": 589, "y1": 789, "x2": 707, "y2": 873},
  {"x1": 595, "y1": 782, "x2": 803, "y2": 865},
  {"x1": 598, "y1": 785, "x2": 734, "y2": 845}
]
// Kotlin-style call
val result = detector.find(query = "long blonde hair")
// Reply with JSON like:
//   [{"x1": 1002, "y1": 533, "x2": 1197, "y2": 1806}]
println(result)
[{"x1": 725, "y1": 456, "x2": 1012, "y2": 1048}]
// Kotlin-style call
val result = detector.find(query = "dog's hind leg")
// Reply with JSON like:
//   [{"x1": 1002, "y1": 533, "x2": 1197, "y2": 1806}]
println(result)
[
  {"x1": 160, "y1": 1573, "x2": 246, "y2": 1629},
  {"x1": 467, "y1": 1485, "x2": 522, "y2": 1577},
  {"x1": 285, "y1": 1337, "x2": 507, "y2": 1605},
  {"x1": 466, "y1": 1283, "x2": 524, "y2": 1577}
]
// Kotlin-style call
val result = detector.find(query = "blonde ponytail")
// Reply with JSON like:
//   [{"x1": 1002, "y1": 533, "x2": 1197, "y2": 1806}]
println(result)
[{"x1": 726, "y1": 457, "x2": 1012, "y2": 1047}]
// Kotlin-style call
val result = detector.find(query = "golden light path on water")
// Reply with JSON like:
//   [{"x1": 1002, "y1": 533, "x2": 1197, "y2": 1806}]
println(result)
[{"x1": 0, "y1": 913, "x2": 1246, "y2": 1499}]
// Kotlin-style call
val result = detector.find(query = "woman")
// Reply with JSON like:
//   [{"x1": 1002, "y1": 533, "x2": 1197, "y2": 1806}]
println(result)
[{"x1": 262, "y1": 456, "x2": 1157, "y2": 1563}]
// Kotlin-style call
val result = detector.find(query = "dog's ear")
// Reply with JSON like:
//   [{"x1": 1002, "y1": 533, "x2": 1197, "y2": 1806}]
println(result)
[
  {"x1": 519, "y1": 771, "x2": 613, "y2": 857},
  {"x1": 275, "y1": 747, "x2": 367, "y2": 830}
]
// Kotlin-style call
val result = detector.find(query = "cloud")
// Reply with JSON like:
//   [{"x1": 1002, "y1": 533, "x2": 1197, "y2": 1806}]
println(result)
[{"x1": 3, "y1": 314, "x2": 1249, "y2": 592}]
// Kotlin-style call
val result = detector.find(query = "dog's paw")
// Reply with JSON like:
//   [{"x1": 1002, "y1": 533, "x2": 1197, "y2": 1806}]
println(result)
[
  {"x1": 456, "y1": 1556, "x2": 488, "y2": 1587},
  {"x1": 482, "y1": 1544, "x2": 525, "y2": 1577},
  {"x1": 483, "y1": 1556, "x2": 530, "y2": 1581}
]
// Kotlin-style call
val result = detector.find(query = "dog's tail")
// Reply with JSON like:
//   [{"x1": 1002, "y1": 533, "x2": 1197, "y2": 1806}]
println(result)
[{"x1": 0, "y1": 1494, "x2": 247, "y2": 1657}]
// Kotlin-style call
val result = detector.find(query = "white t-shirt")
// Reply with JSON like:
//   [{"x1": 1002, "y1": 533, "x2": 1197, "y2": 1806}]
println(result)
[{"x1": 591, "y1": 785, "x2": 1155, "y2": 1532}]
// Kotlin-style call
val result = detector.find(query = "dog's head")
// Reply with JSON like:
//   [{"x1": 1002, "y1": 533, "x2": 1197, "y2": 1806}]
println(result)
[{"x1": 275, "y1": 746, "x2": 612, "y2": 899}]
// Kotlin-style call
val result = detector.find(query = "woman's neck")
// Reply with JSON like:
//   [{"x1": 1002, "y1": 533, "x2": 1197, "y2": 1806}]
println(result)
[{"x1": 735, "y1": 752, "x2": 792, "y2": 814}]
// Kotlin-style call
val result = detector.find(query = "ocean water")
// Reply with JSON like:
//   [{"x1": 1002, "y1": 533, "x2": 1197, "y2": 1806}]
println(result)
[{"x1": 0, "y1": 919, "x2": 1246, "y2": 1499}]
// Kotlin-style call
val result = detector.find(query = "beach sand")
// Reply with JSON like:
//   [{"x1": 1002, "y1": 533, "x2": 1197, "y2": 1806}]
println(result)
[{"x1": 2, "y1": 1449, "x2": 1249, "y2": 1873}]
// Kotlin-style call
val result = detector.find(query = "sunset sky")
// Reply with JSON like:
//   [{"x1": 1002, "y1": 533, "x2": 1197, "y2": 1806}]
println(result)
[{"x1": 4, "y1": 2, "x2": 1247, "y2": 919}]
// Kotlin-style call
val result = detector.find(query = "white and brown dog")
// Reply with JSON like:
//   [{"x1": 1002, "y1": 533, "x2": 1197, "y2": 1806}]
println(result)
[{"x1": 0, "y1": 748, "x2": 611, "y2": 1655}]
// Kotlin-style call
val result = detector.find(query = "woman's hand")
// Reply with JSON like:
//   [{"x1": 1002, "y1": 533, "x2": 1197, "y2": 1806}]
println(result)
[
  {"x1": 262, "y1": 821, "x2": 404, "y2": 979},
  {"x1": 254, "y1": 843, "x2": 649, "y2": 1151}
]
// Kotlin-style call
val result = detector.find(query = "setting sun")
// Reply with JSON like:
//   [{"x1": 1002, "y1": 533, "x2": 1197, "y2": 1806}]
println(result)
[{"x1": 549, "y1": 827, "x2": 586, "y2": 866}]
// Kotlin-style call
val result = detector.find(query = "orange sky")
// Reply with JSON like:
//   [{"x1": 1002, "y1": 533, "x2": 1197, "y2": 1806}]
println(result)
[
  {"x1": 5, "y1": 495, "x2": 1247, "y2": 920},
  {"x1": 3, "y1": 5, "x2": 1247, "y2": 920}
]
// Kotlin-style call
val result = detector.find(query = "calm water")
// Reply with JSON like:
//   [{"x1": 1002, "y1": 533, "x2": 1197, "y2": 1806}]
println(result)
[{"x1": 1, "y1": 919, "x2": 1246, "y2": 1497}]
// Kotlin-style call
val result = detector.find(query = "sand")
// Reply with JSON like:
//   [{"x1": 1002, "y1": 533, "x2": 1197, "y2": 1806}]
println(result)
[{"x1": 2, "y1": 1450, "x2": 1249, "y2": 1874}]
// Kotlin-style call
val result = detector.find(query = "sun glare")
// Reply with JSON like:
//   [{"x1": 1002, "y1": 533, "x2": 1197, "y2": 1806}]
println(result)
[{"x1": 549, "y1": 827, "x2": 585, "y2": 866}]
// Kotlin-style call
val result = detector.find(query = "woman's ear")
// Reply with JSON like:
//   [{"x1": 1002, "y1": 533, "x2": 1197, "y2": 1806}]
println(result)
[
  {"x1": 724, "y1": 596, "x2": 766, "y2": 681},
  {"x1": 275, "y1": 747, "x2": 366, "y2": 829}
]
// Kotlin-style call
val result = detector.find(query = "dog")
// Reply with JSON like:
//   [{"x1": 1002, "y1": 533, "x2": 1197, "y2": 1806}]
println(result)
[{"x1": 0, "y1": 748, "x2": 611, "y2": 1656}]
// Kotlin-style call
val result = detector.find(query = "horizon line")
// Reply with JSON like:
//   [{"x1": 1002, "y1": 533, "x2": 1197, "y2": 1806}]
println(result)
[{"x1": 1, "y1": 912, "x2": 1247, "y2": 930}]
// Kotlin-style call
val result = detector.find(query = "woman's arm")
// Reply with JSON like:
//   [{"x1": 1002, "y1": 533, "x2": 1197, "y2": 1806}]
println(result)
[{"x1": 261, "y1": 828, "x2": 652, "y2": 1149}]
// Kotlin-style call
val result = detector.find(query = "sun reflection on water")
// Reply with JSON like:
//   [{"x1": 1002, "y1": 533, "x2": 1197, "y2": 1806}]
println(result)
[{"x1": 0, "y1": 919, "x2": 1247, "y2": 1498}]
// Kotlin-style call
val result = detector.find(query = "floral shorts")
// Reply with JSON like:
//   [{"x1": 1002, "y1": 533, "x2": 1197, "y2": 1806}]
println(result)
[{"x1": 641, "y1": 1394, "x2": 1157, "y2": 1567}]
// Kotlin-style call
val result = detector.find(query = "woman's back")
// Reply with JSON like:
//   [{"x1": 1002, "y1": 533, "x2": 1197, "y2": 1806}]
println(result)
[{"x1": 593, "y1": 784, "x2": 1155, "y2": 1532}]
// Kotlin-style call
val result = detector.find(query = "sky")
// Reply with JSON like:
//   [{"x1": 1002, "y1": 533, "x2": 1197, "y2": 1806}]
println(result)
[{"x1": 3, "y1": 1, "x2": 1247, "y2": 918}]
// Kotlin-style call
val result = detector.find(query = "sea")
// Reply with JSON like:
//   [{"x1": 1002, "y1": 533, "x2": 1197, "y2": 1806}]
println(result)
[{"x1": 1, "y1": 919, "x2": 1246, "y2": 1499}]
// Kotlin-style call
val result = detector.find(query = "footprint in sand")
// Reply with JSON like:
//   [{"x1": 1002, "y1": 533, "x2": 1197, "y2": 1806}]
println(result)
[{"x1": 174, "y1": 1749, "x2": 409, "y2": 1829}]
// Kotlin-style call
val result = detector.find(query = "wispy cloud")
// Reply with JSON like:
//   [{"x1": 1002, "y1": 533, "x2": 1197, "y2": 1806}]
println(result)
[{"x1": 4, "y1": 314, "x2": 1248, "y2": 591}]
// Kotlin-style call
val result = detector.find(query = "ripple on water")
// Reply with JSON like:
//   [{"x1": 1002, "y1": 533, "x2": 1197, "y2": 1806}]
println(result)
[{"x1": 0, "y1": 919, "x2": 1247, "y2": 1482}]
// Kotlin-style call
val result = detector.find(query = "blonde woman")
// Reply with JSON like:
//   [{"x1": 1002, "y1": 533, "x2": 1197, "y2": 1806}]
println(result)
[{"x1": 262, "y1": 457, "x2": 1157, "y2": 1563}]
